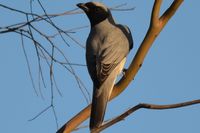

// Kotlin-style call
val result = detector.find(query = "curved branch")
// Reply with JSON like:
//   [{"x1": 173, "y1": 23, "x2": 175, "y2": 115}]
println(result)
[
  {"x1": 57, "y1": 0, "x2": 184, "y2": 132},
  {"x1": 96, "y1": 99, "x2": 200, "y2": 132}
]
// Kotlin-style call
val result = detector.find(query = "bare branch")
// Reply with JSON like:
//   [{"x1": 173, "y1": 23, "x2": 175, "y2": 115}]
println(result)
[
  {"x1": 160, "y1": 0, "x2": 184, "y2": 26},
  {"x1": 109, "y1": 3, "x2": 135, "y2": 11},
  {"x1": 28, "y1": 105, "x2": 51, "y2": 121},
  {"x1": 20, "y1": 31, "x2": 38, "y2": 96},
  {"x1": 151, "y1": 0, "x2": 162, "y2": 25},
  {"x1": 96, "y1": 99, "x2": 200, "y2": 132}
]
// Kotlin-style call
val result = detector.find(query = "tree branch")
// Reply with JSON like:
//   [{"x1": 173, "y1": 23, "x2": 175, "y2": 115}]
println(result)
[
  {"x1": 95, "y1": 99, "x2": 200, "y2": 132},
  {"x1": 57, "y1": 0, "x2": 184, "y2": 132}
]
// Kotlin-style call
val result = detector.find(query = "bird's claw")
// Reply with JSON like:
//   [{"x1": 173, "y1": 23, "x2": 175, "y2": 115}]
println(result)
[{"x1": 122, "y1": 68, "x2": 127, "y2": 76}]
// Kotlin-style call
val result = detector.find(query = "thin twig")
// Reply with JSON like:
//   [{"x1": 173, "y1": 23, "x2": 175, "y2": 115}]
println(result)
[
  {"x1": 28, "y1": 105, "x2": 51, "y2": 121},
  {"x1": 52, "y1": 105, "x2": 59, "y2": 129},
  {"x1": 20, "y1": 30, "x2": 38, "y2": 96},
  {"x1": 26, "y1": 15, "x2": 46, "y2": 99}
]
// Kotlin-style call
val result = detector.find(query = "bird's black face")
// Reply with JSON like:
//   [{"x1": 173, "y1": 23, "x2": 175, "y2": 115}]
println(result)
[{"x1": 77, "y1": 2, "x2": 109, "y2": 26}]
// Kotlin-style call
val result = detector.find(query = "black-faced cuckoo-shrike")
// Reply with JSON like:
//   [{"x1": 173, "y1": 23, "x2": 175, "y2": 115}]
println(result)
[{"x1": 77, "y1": 2, "x2": 133, "y2": 132}]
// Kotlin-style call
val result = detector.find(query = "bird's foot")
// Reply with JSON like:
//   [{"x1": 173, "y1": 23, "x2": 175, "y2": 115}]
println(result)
[{"x1": 122, "y1": 68, "x2": 128, "y2": 76}]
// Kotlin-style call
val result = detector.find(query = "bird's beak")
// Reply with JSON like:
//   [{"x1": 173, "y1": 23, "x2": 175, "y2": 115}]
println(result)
[{"x1": 76, "y1": 3, "x2": 89, "y2": 12}]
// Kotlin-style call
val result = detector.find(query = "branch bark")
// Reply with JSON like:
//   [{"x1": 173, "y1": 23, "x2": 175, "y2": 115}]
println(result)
[{"x1": 57, "y1": 0, "x2": 184, "y2": 132}]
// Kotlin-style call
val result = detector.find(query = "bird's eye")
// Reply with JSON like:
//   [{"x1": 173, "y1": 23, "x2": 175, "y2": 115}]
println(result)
[{"x1": 94, "y1": 7, "x2": 101, "y2": 13}]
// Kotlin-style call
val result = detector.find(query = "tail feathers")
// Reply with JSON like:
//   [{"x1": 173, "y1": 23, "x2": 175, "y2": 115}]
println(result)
[
  {"x1": 89, "y1": 58, "x2": 126, "y2": 131},
  {"x1": 89, "y1": 71, "x2": 116, "y2": 130}
]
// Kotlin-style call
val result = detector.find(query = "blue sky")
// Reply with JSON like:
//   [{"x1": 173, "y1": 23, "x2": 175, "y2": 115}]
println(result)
[{"x1": 0, "y1": 0, "x2": 199, "y2": 133}]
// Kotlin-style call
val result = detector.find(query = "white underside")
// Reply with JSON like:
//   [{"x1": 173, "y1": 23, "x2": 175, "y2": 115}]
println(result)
[{"x1": 108, "y1": 57, "x2": 126, "y2": 98}]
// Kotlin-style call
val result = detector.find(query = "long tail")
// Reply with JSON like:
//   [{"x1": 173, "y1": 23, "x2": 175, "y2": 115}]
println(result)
[
  {"x1": 89, "y1": 73, "x2": 116, "y2": 130},
  {"x1": 89, "y1": 58, "x2": 126, "y2": 131}
]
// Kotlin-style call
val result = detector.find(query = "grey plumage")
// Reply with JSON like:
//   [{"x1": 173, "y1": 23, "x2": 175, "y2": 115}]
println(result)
[{"x1": 77, "y1": 2, "x2": 133, "y2": 132}]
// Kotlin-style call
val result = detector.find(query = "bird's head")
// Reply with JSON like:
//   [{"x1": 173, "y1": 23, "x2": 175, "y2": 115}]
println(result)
[{"x1": 77, "y1": 2, "x2": 112, "y2": 26}]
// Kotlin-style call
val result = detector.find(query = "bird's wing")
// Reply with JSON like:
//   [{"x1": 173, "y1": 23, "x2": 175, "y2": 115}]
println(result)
[
  {"x1": 90, "y1": 28, "x2": 129, "y2": 129},
  {"x1": 96, "y1": 28, "x2": 129, "y2": 85},
  {"x1": 117, "y1": 24, "x2": 134, "y2": 50}
]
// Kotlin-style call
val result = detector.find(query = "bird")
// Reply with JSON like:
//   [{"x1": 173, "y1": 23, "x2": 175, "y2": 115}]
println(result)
[{"x1": 77, "y1": 2, "x2": 133, "y2": 132}]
